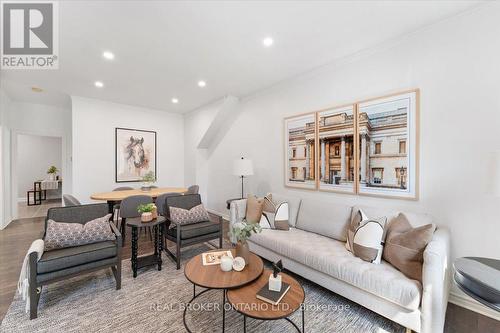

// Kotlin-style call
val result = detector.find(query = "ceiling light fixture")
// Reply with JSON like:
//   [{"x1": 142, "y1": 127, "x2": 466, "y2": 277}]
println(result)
[
  {"x1": 103, "y1": 51, "x2": 115, "y2": 60},
  {"x1": 198, "y1": 80, "x2": 206, "y2": 88},
  {"x1": 262, "y1": 37, "x2": 274, "y2": 47},
  {"x1": 171, "y1": 98, "x2": 179, "y2": 104},
  {"x1": 94, "y1": 81, "x2": 104, "y2": 88}
]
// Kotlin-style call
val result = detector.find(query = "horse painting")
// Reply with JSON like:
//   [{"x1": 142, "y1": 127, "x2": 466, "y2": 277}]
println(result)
[{"x1": 116, "y1": 128, "x2": 156, "y2": 182}]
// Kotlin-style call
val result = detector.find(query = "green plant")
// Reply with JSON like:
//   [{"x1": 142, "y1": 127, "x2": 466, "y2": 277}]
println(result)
[
  {"x1": 229, "y1": 222, "x2": 262, "y2": 243},
  {"x1": 47, "y1": 166, "x2": 59, "y2": 174},
  {"x1": 137, "y1": 203, "x2": 155, "y2": 214},
  {"x1": 142, "y1": 171, "x2": 156, "y2": 183}
]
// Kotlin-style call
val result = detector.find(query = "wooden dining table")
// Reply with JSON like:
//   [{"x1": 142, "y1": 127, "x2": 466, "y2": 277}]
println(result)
[{"x1": 90, "y1": 187, "x2": 187, "y2": 214}]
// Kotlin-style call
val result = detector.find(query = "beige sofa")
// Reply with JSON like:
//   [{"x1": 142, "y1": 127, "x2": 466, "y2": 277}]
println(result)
[{"x1": 229, "y1": 193, "x2": 451, "y2": 333}]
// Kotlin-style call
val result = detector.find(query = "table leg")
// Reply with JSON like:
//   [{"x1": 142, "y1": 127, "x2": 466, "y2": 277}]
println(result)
[
  {"x1": 155, "y1": 225, "x2": 162, "y2": 271},
  {"x1": 222, "y1": 289, "x2": 226, "y2": 333},
  {"x1": 243, "y1": 315, "x2": 246, "y2": 333},
  {"x1": 107, "y1": 200, "x2": 116, "y2": 221},
  {"x1": 131, "y1": 226, "x2": 138, "y2": 278},
  {"x1": 302, "y1": 303, "x2": 305, "y2": 333}
]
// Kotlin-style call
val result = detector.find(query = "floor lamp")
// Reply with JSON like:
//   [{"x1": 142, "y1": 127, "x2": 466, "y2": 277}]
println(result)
[{"x1": 233, "y1": 157, "x2": 253, "y2": 198}]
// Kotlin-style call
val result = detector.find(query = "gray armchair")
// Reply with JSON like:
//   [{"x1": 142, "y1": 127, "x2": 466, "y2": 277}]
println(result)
[
  {"x1": 29, "y1": 203, "x2": 122, "y2": 319},
  {"x1": 163, "y1": 194, "x2": 222, "y2": 269}
]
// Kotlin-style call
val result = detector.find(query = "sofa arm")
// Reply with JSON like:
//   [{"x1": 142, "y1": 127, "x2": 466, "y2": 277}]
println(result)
[
  {"x1": 420, "y1": 227, "x2": 451, "y2": 333},
  {"x1": 229, "y1": 199, "x2": 247, "y2": 227}
]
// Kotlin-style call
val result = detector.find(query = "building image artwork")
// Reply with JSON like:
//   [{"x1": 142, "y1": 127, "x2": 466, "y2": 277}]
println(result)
[
  {"x1": 318, "y1": 105, "x2": 356, "y2": 193},
  {"x1": 285, "y1": 113, "x2": 317, "y2": 189},
  {"x1": 284, "y1": 90, "x2": 418, "y2": 197},
  {"x1": 358, "y1": 101, "x2": 408, "y2": 190}
]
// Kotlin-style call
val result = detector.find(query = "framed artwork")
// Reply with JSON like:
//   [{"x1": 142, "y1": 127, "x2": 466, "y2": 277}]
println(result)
[
  {"x1": 317, "y1": 105, "x2": 357, "y2": 193},
  {"x1": 357, "y1": 90, "x2": 419, "y2": 199},
  {"x1": 115, "y1": 127, "x2": 157, "y2": 183},
  {"x1": 284, "y1": 113, "x2": 318, "y2": 189}
]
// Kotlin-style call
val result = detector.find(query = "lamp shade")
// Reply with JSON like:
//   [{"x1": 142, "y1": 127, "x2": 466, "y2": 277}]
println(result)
[
  {"x1": 491, "y1": 151, "x2": 500, "y2": 197},
  {"x1": 233, "y1": 158, "x2": 253, "y2": 177}
]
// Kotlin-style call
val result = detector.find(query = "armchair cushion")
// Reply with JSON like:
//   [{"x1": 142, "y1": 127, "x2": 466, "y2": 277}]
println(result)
[
  {"x1": 37, "y1": 240, "x2": 117, "y2": 274},
  {"x1": 166, "y1": 220, "x2": 220, "y2": 240}
]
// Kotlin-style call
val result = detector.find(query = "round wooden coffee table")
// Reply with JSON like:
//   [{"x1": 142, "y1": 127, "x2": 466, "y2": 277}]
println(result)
[
  {"x1": 226, "y1": 269, "x2": 305, "y2": 332},
  {"x1": 184, "y1": 249, "x2": 264, "y2": 332}
]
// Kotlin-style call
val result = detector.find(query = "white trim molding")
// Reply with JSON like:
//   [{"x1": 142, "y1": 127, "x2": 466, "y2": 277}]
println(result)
[{"x1": 449, "y1": 290, "x2": 500, "y2": 321}]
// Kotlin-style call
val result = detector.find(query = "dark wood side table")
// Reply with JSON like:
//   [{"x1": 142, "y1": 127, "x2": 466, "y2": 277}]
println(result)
[
  {"x1": 126, "y1": 216, "x2": 166, "y2": 278},
  {"x1": 227, "y1": 269, "x2": 306, "y2": 333},
  {"x1": 454, "y1": 257, "x2": 500, "y2": 312}
]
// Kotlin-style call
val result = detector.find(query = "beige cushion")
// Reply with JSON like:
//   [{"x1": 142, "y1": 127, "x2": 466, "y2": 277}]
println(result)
[
  {"x1": 346, "y1": 207, "x2": 386, "y2": 264},
  {"x1": 249, "y1": 227, "x2": 422, "y2": 310},
  {"x1": 383, "y1": 213, "x2": 436, "y2": 282},
  {"x1": 269, "y1": 193, "x2": 301, "y2": 227},
  {"x1": 245, "y1": 195, "x2": 264, "y2": 224},
  {"x1": 296, "y1": 199, "x2": 351, "y2": 241}
]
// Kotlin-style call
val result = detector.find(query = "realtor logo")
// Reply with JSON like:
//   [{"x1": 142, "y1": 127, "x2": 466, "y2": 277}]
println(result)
[{"x1": 1, "y1": 1, "x2": 59, "y2": 69}]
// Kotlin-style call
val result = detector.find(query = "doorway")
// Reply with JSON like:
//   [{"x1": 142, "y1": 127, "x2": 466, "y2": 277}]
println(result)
[{"x1": 14, "y1": 133, "x2": 63, "y2": 219}]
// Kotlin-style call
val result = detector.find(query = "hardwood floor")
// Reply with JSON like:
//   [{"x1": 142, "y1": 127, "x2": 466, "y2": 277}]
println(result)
[{"x1": 0, "y1": 216, "x2": 499, "y2": 333}]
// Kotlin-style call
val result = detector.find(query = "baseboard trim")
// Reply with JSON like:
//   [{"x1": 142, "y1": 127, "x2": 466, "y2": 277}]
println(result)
[{"x1": 449, "y1": 291, "x2": 500, "y2": 321}]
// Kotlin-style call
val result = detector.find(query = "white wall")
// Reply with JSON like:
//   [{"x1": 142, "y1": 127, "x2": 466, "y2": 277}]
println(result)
[
  {"x1": 16, "y1": 134, "x2": 62, "y2": 200},
  {"x1": 0, "y1": 89, "x2": 12, "y2": 228},
  {"x1": 184, "y1": 3, "x2": 500, "y2": 314},
  {"x1": 71, "y1": 96, "x2": 184, "y2": 203}
]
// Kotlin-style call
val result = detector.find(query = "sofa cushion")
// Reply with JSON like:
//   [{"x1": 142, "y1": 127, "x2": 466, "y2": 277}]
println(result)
[
  {"x1": 295, "y1": 199, "x2": 351, "y2": 241},
  {"x1": 346, "y1": 208, "x2": 387, "y2": 264},
  {"x1": 166, "y1": 220, "x2": 220, "y2": 240},
  {"x1": 38, "y1": 241, "x2": 117, "y2": 274},
  {"x1": 269, "y1": 193, "x2": 301, "y2": 227},
  {"x1": 249, "y1": 228, "x2": 422, "y2": 310}
]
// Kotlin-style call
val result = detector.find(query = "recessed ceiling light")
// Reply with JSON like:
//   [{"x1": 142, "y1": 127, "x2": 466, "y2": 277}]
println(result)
[
  {"x1": 198, "y1": 80, "x2": 206, "y2": 88},
  {"x1": 262, "y1": 37, "x2": 274, "y2": 47},
  {"x1": 102, "y1": 51, "x2": 114, "y2": 60},
  {"x1": 94, "y1": 81, "x2": 104, "y2": 88},
  {"x1": 31, "y1": 87, "x2": 43, "y2": 93},
  {"x1": 171, "y1": 98, "x2": 179, "y2": 104}
]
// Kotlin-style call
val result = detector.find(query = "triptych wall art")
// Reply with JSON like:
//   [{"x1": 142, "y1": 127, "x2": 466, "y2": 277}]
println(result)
[{"x1": 284, "y1": 89, "x2": 419, "y2": 199}]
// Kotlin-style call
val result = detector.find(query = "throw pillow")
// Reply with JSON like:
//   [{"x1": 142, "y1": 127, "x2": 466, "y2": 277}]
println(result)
[
  {"x1": 259, "y1": 195, "x2": 290, "y2": 230},
  {"x1": 245, "y1": 195, "x2": 265, "y2": 224},
  {"x1": 45, "y1": 214, "x2": 114, "y2": 251},
  {"x1": 169, "y1": 204, "x2": 209, "y2": 228},
  {"x1": 346, "y1": 208, "x2": 386, "y2": 264},
  {"x1": 383, "y1": 213, "x2": 436, "y2": 282}
]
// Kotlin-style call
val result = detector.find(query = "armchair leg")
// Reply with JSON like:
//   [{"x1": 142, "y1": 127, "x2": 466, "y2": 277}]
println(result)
[
  {"x1": 112, "y1": 262, "x2": 122, "y2": 290},
  {"x1": 29, "y1": 285, "x2": 40, "y2": 320},
  {"x1": 176, "y1": 227, "x2": 181, "y2": 270}
]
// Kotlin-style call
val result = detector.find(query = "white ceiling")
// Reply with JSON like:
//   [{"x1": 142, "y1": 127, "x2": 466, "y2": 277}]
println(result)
[{"x1": 1, "y1": 1, "x2": 483, "y2": 113}]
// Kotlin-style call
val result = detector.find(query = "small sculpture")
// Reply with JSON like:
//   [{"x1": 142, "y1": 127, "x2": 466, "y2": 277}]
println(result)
[{"x1": 269, "y1": 260, "x2": 283, "y2": 292}]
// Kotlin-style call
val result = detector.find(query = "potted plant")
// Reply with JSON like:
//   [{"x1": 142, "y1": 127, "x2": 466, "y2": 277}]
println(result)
[
  {"x1": 141, "y1": 171, "x2": 156, "y2": 191},
  {"x1": 47, "y1": 166, "x2": 59, "y2": 181},
  {"x1": 229, "y1": 222, "x2": 262, "y2": 264},
  {"x1": 137, "y1": 203, "x2": 157, "y2": 222}
]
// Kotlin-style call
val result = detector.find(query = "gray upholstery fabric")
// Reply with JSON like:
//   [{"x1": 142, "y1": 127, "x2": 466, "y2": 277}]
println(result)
[
  {"x1": 164, "y1": 194, "x2": 202, "y2": 218},
  {"x1": 36, "y1": 258, "x2": 117, "y2": 283},
  {"x1": 184, "y1": 185, "x2": 199, "y2": 195},
  {"x1": 113, "y1": 186, "x2": 134, "y2": 191},
  {"x1": 156, "y1": 193, "x2": 182, "y2": 216},
  {"x1": 296, "y1": 199, "x2": 351, "y2": 241},
  {"x1": 166, "y1": 220, "x2": 219, "y2": 240},
  {"x1": 63, "y1": 194, "x2": 81, "y2": 207},
  {"x1": 119, "y1": 195, "x2": 153, "y2": 218},
  {"x1": 44, "y1": 204, "x2": 109, "y2": 235},
  {"x1": 38, "y1": 241, "x2": 117, "y2": 274}
]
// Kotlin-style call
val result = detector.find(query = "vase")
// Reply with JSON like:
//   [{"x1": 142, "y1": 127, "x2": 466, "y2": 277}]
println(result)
[
  {"x1": 141, "y1": 212, "x2": 153, "y2": 222},
  {"x1": 48, "y1": 173, "x2": 56, "y2": 181},
  {"x1": 235, "y1": 241, "x2": 250, "y2": 265}
]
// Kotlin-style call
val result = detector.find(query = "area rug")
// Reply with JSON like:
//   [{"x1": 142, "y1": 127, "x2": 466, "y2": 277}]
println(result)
[{"x1": 1, "y1": 243, "x2": 404, "y2": 332}]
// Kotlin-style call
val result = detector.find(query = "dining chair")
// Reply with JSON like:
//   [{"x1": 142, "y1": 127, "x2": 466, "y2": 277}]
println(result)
[
  {"x1": 112, "y1": 186, "x2": 134, "y2": 224},
  {"x1": 155, "y1": 192, "x2": 182, "y2": 217},
  {"x1": 184, "y1": 185, "x2": 199, "y2": 195},
  {"x1": 63, "y1": 194, "x2": 81, "y2": 207},
  {"x1": 119, "y1": 195, "x2": 153, "y2": 246}
]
